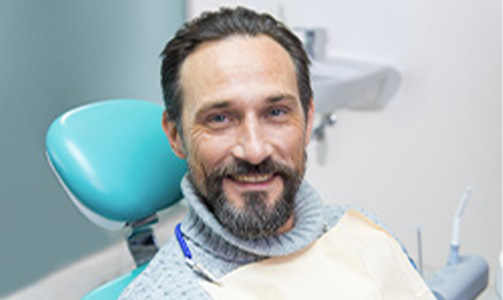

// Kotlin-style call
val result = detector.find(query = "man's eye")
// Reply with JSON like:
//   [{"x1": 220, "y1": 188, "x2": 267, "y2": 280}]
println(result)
[
  {"x1": 206, "y1": 113, "x2": 235, "y2": 129},
  {"x1": 209, "y1": 114, "x2": 228, "y2": 123},
  {"x1": 269, "y1": 108, "x2": 287, "y2": 117}
]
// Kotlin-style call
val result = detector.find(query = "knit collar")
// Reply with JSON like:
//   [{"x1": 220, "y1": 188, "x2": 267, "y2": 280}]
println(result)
[{"x1": 180, "y1": 175, "x2": 325, "y2": 261}]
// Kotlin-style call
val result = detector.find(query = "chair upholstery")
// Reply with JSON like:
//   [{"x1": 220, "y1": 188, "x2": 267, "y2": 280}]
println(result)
[
  {"x1": 46, "y1": 99, "x2": 187, "y2": 229},
  {"x1": 45, "y1": 99, "x2": 187, "y2": 299}
]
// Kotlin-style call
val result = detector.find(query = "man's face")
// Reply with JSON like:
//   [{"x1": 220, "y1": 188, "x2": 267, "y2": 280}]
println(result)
[{"x1": 164, "y1": 35, "x2": 314, "y2": 239}]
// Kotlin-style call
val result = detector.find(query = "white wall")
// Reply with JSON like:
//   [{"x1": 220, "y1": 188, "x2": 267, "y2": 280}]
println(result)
[{"x1": 188, "y1": 0, "x2": 502, "y2": 283}]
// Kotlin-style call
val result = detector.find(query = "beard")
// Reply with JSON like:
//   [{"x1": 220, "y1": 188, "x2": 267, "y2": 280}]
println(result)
[{"x1": 189, "y1": 156, "x2": 305, "y2": 240}]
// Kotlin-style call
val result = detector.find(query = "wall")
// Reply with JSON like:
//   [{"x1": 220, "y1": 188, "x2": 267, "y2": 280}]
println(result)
[
  {"x1": 0, "y1": 1, "x2": 184, "y2": 295},
  {"x1": 188, "y1": 0, "x2": 502, "y2": 283}
]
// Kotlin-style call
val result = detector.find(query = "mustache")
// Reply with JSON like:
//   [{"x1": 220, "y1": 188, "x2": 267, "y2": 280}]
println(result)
[{"x1": 210, "y1": 158, "x2": 296, "y2": 178}]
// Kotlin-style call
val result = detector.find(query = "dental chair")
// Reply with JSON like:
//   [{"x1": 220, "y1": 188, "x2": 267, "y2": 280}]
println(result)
[{"x1": 45, "y1": 99, "x2": 187, "y2": 299}]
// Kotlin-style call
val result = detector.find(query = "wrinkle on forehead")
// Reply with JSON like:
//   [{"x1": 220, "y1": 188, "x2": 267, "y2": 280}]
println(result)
[{"x1": 179, "y1": 34, "x2": 299, "y2": 111}]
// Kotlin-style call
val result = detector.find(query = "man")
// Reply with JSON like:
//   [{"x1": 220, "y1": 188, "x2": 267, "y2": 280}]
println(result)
[{"x1": 120, "y1": 7, "x2": 416, "y2": 300}]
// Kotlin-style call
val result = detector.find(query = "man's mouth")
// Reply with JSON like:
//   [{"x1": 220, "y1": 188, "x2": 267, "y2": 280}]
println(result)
[
  {"x1": 230, "y1": 173, "x2": 274, "y2": 184},
  {"x1": 223, "y1": 173, "x2": 280, "y2": 194}
]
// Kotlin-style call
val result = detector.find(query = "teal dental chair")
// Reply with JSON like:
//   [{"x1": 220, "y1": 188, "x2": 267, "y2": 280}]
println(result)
[{"x1": 45, "y1": 99, "x2": 187, "y2": 299}]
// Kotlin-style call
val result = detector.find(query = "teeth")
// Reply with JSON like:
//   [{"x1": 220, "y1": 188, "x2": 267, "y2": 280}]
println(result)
[{"x1": 233, "y1": 174, "x2": 272, "y2": 183}]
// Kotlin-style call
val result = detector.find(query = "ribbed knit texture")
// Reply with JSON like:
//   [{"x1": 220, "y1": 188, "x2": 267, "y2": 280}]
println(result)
[{"x1": 119, "y1": 176, "x2": 387, "y2": 300}]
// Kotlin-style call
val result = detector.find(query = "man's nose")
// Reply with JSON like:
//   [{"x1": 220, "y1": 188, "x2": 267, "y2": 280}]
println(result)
[{"x1": 231, "y1": 117, "x2": 273, "y2": 165}]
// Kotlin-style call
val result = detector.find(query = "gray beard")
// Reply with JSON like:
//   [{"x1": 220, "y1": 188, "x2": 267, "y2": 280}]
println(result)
[{"x1": 189, "y1": 157, "x2": 304, "y2": 239}]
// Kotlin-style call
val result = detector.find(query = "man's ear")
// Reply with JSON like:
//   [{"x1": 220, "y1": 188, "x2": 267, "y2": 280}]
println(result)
[
  {"x1": 304, "y1": 99, "x2": 315, "y2": 145},
  {"x1": 162, "y1": 111, "x2": 186, "y2": 159}
]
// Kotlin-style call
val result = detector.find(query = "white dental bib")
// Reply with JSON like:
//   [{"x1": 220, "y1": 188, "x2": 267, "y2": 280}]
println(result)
[{"x1": 201, "y1": 210, "x2": 434, "y2": 300}]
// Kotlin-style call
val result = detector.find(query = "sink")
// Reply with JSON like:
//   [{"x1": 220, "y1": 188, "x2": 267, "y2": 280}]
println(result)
[{"x1": 310, "y1": 57, "x2": 401, "y2": 114}]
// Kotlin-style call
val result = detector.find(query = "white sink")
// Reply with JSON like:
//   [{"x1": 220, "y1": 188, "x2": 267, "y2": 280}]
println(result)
[{"x1": 310, "y1": 57, "x2": 401, "y2": 114}]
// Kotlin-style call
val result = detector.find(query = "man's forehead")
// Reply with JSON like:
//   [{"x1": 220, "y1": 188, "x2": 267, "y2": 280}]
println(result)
[
  {"x1": 179, "y1": 34, "x2": 295, "y2": 84},
  {"x1": 178, "y1": 34, "x2": 299, "y2": 114},
  {"x1": 183, "y1": 34, "x2": 288, "y2": 63}
]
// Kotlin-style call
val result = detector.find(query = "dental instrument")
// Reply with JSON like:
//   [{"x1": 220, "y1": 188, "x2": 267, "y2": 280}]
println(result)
[
  {"x1": 426, "y1": 186, "x2": 489, "y2": 300},
  {"x1": 175, "y1": 223, "x2": 223, "y2": 286}
]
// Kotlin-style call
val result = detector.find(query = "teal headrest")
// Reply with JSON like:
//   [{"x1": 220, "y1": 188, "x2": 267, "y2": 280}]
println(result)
[{"x1": 46, "y1": 99, "x2": 187, "y2": 229}]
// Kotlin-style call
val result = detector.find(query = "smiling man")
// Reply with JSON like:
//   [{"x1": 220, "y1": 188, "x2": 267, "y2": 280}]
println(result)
[
  {"x1": 171, "y1": 32, "x2": 312, "y2": 240},
  {"x1": 119, "y1": 7, "x2": 419, "y2": 300}
]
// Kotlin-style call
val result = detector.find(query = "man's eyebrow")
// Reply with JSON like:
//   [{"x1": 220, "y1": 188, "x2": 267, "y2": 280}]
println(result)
[
  {"x1": 195, "y1": 101, "x2": 232, "y2": 119},
  {"x1": 198, "y1": 101, "x2": 232, "y2": 112},
  {"x1": 195, "y1": 94, "x2": 297, "y2": 117},
  {"x1": 266, "y1": 94, "x2": 297, "y2": 104}
]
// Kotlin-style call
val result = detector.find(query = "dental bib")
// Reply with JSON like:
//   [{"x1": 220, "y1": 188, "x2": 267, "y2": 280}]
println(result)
[{"x1": 201, "y1": 210, "x2": 434, "y2": 300}]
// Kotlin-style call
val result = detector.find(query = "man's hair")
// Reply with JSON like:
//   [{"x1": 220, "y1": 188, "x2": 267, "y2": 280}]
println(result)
[{"x1": 160, "y1": 6, "x2": 312, "y2": 133}]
